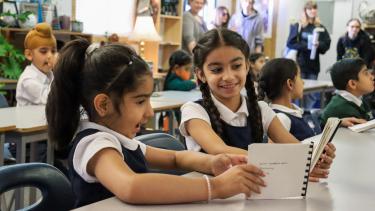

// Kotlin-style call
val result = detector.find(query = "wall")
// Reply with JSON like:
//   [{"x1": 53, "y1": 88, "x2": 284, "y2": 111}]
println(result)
[{"x1": 275, "y1": 0, "x2": 355, "y2": 80}]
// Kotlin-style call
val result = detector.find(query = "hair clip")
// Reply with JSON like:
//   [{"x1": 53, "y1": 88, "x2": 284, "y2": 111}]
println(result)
[{"x1": 85, "y1": 43, "x2": 100, "y2": 59}]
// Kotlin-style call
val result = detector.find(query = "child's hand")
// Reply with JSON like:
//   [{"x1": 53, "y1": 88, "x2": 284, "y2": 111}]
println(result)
[
  {"x1": 210, "y1": 154, "x2": 247, "y2": 176},
  {"x1": 309, "y1": 143, "x2": 336, "y2": 182},
  {"x1": 340, "y1": 117, "x2": 367, "y2": 127},
  {"x1": 210, "y1": 164, "x2": 266, "y2": 199}
]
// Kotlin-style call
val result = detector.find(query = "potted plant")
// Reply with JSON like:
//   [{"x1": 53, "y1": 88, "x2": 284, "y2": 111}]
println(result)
[
  {"x1": 0, "y1": 11, "x2": 18, "y2": 27},
  {"x1": 17, "y1": 11, "x2": 37, "y2": 29},
  {"x1": 0, "y1": 34, "x2": 25, "y2": 80}
]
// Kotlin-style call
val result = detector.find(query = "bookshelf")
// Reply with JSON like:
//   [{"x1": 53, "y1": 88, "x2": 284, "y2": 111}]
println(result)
[
  {"x1": 156, "y1": 1, "x2": 183, "y2": 71},
  {"x1": 0, "y1": 27, "x2": 93, "y2": 51}
]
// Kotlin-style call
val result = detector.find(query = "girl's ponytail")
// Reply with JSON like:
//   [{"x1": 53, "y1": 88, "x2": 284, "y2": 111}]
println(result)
[{"x1": 46, "y1": 39, "x2": 90, "y2": 151}]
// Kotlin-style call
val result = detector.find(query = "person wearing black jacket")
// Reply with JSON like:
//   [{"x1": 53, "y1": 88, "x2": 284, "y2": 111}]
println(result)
[
  {"x1": 286, "y1": 1, "x2": 331, "y2": 108},
  {"x1": 337, "y1": 18, "x2": 374, "y2": 68}
]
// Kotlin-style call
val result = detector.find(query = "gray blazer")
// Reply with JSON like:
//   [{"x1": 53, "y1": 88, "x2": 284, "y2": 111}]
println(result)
[{"x1": 182, "y1": 11, "x2": 208, "y2": 53}]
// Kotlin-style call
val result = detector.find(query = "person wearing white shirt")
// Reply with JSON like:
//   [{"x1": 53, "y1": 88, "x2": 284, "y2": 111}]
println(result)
[{"x1": 16, "y1": 22, "x2": 57, "y2": 106}]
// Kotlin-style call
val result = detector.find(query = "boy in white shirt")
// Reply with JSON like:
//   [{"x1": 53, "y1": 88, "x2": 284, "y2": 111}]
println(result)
[{"x1": 16, "y1": 22, "x2": 56, "y2": 106}]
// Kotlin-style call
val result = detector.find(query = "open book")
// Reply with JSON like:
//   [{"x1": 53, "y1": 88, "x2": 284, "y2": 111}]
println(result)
[
  {"x1": 348, "y1": 119, "x2": 375, "y2": 133},
  {"x1": 247, "y1": 117, "x2": 341, "y2": 199},
  {"x1": 303, "y1": 117, "x2": 341, "y2": 171}
]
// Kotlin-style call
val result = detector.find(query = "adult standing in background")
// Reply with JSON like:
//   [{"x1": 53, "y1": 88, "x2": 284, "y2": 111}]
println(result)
[
  {"x1": 228, "y1": 0, "x2": 264, "y2": 53},
  {"x1": 208, "y1": 6, "x2": 230, "y2": 30},
  {"x1": 287, "y1": 1, "x2": 331, "y2": 108},
  {"x1": 337, "y1": 18, "x2": 374, "y2": 68},
  {"x1": 182, "y1": 0, "x2": 208, "y2": 54}
]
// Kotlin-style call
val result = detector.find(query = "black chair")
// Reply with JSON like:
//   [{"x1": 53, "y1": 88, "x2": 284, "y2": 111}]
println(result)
[
  {"x1": 0, "y1": 163, "x2": 74, "y2": 211},
  {"x1": 135, "y1": 133, "x2": 188, "y2": 175}
]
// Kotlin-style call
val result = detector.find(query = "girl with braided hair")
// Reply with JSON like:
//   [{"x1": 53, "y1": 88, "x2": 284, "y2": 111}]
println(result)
[{"x1": 179, "y1": 28, "x2": 336, "y2": 182}]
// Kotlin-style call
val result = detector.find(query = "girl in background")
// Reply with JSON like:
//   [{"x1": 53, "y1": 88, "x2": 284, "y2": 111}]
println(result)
[
  {"x1": 286, "y1": 1, "x2": 331, "y2": 108},
  {"x1": 164, "y1": 50, "x2": 196, "y2": 91},
  {"x1": 258, "y1": 58, "x2": 365, "y2": 141},
  {"x1": 208, "y1": 6, "x2": 231, "y2": 30},
  {"x1": 46, "y1": 39, "x2": 266, "y2": 208},
  {"x1": 249, "y1": 53, "x2": 266, "y2": 92},
  {"x1": 179, "y1": 28, "x2": 335, "y2": 182}
]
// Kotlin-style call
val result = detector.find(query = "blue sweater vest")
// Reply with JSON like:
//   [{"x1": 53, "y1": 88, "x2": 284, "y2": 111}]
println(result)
[
  {"x1": 273, "y1": 109, "x2": 315, "y2": 141},
  {"x1": 196, "y1": 100, "x2": 258, "y2": 150},
  {"x1": 68, "y1": 129, "x2": 148, "y2": 208}
]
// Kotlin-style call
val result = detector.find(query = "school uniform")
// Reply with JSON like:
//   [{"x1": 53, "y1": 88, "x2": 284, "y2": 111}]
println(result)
[
  {"x1": 179, "y1": 94, "x2": 275, "y2": 151},
  {"x1": 164, "y1": 73, "x2": 196, "y2": 91},
  {"x1": 270, "y1": 104, "x2": 315, "y2": 141},
  {"x1": 321, "y1": 90, "x2": 374, "y2": 125},
  {"x1": 68, "y1": 121, "x2": 148, "y2": 208},
  {"x1": 16, "y1": 64, "x2": 53, "y2": 106}
]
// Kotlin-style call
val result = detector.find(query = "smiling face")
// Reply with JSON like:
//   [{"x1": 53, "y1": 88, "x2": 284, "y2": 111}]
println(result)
[
  {"x1": 25, "y1": 46, "x2": 57, "y2": 74},
  {"x1": 106, "y1": 75, "x2": 154, "y2": 138},
  {"x1": 197, "y1": 46, "x2": 249, "y2": 104}
]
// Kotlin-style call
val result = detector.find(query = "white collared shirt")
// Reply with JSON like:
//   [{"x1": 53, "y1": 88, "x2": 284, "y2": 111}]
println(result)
[
  {"x1": 336, "y1": 90, "x2": 363, "y2": 107},
  {"x1": 16, "y1": 64, "x2": 54, "y2": 106},
  {"x1": 269, "y1": 103, "x2": 304, "y2": 131},
  {"x1": 73, "y1": 121, "x2": 146, "y2": 183},
  {"x1": 180, "y1": 94, "x2": 276, "y2": 151}
]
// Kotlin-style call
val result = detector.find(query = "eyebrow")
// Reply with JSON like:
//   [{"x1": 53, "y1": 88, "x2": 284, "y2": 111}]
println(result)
[
  {"x1": 132, "y1": 93, "x2": 153, "y2": 98},
  {"x1": 207, "y1": 57, "x2": 243, "y2": 66}
]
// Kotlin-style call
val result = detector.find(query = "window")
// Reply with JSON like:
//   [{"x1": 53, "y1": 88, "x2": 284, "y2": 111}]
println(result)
[{"x1": 76, "y1": 0, "x2": 136, "y2": 35}]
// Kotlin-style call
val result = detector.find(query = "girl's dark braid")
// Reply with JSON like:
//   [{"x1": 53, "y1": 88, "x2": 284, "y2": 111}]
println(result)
[
  {"x1": 200, "y1": 82, "x2": 224, "y2": 137},
  {"x1": 245, "y1": 73, "x2": 264, "y2": 143}
]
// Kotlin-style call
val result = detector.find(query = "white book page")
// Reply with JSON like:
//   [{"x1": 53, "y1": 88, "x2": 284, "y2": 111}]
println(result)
[
  {"x1": 349, "y1": 119, "x2": 375, "y2": 133},
  {"x1": 308, "y1": 118, "x2": 340, "y2": 170},
  {"x1": 248, "y1": 143, "x2": 311, "y2": 199}
]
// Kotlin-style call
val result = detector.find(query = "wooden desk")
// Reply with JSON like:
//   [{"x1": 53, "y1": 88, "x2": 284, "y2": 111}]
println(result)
[{"x1": 73, "y1": 128, "x2": 375, "y2": 211}]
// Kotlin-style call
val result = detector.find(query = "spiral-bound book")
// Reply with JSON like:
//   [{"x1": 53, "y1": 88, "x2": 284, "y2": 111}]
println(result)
[
  {"x1": 302, "y1": 117, "x2": 341, "y2": 171},
  {"x1": 248, "y1": 143, "x2": 314, "y2": 199}
]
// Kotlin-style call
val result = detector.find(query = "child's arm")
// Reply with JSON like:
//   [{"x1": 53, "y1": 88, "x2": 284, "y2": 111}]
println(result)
[
  {"x1": 19, "y1": 78, "x2": 50, "y2": 105},
  {"x1": 145, "y1": 146, "x2": 247, "y2": 175},
  {"x1": 87, "y1": 148, "x2": 266, "y2": 204},
  {"x1": 185, "y1": 118, "x2": 247, "y2": 155},
  {"x1": 267, "y1": 116, "x2": 300, "y2": 143}
]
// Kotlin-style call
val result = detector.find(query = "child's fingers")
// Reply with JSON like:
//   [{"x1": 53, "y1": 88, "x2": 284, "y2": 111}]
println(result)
[
  {"x1": 311, "y1": 167, "x2": 329, "y2": 178},
  {"x1": 227, "y1": 154, "x2": 248, "y2": 165},
  {"x1": 240, "y1": 164, "x2": 265, "y2": 177},
  {"x1": 308, "y1": 176, "x2": 320, "y2": 182},
  {"x1": 241, "y1": 178, "x2": 262, "y2": 194},
  {"x1": 241, "y1": 170, "x2": 266, "y2": 187}
]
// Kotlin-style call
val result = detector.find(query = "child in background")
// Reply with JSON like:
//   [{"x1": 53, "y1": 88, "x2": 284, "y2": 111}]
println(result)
[
  {"x1": 179, "y1": 28, "x2": 335, "y2": 182},
  {"x1": 46, "y1": 39, "x2": 266, "y2": 208},
  {"x1": 258, "y1": 58, "x2": 365, "y2": 141},
  {"x1": 164, "y1": 50, "x2": 196, "y2": 91},
  {"x1": 249, "y1": 53, "x2": 266, "y2": 93},
  {"x1": 16, "y1": 22, "x2": 57, "y2": 106},
  {"x1": 321, "y1": 58, "x2": 374, "y2": 125}
]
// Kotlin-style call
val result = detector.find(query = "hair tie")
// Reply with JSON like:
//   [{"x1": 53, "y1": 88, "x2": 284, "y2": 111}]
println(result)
[{"x1": 85, "y1": 43, "x2": 100, "y2": 59}]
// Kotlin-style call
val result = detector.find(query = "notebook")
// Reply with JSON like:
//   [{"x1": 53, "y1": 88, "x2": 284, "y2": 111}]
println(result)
[
  {"x1": 248, "y1": 143, "x2": 313, "y2": 199},
  {"x1": 348, "y1": 119, "x2": 375, "y2": 133},
  {"x1": 303, "y1": 117, "x2": 341, "y2": 171},
  {"x1": 247, "y1": 117, "x2": 341, "y2": 199}
]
